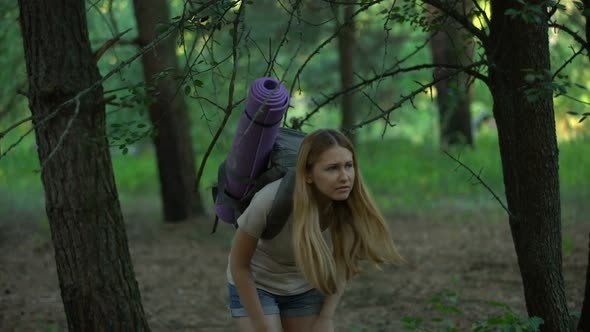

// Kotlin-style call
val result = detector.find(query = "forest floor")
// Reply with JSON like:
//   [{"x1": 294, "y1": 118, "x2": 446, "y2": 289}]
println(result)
[{"x1": 0, "y1": 198, "x2": 587, "y2": 332}]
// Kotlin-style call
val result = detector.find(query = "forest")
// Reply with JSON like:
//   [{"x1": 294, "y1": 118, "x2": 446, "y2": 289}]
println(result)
[{"x1": 1, "y1": 0, "x2": 589, "y2": 331}]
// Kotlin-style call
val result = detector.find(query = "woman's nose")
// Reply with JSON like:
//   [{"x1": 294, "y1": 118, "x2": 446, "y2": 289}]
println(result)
[{"x1": 338, "y1": 168, "x2": 347, "y2": 181}]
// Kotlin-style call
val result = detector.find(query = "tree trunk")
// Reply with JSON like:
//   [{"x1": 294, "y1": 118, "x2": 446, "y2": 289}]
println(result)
[
  {"x1": 580, "y1": 235, "x2": 590, "y2": 332},
  {"x1": 133, "y1": 0, "x2": 203, "y2": 221},
  {"x1": 17, "y1": 1, "x2": 150, "y2": 331},
  {"x1": 488, "y1": 1, "x2": 572, "y2": 331},
  {"x1": 338, "y1": 5, "x2": 357, "y2": 145},
  {"x1": 429, "y1": 2, "x2": 473, "y2": 147},
  {"x1": 579, "y1": 4, "x2": 590, "y2": 331}
]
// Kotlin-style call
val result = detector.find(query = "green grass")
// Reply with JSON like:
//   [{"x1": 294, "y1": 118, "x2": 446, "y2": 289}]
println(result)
[
  {"x1": 357, "y1": 134, "x2": 590, "y2": 219},
  {"x1": 1, "y1": 133, "x2": 590, "y2": 223}
]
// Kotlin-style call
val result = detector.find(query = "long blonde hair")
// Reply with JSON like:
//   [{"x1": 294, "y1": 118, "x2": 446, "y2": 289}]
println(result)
[{"x1": 292, "y1": 129, "x2": 404, "y2": 295}]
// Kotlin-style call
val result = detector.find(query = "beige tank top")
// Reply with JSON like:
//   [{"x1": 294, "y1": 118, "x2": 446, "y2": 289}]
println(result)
[{"x1": 226, "y1": 179, "x2": 331, "y2": 295}]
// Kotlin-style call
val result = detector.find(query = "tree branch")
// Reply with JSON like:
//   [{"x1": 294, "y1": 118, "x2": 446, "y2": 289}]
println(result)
[
  {"x1": 0, "y1": 115, "x2": 33, "y2": 140},
  {"x1": 194, "y1": 2, "x2": 244, "y2": 192},
  {"x1": 423, "y1": 0, "x2": 488, "y2": 46},
  {"x1": 0, "y1": 83, "x2": 27, "y2": 120},
  {"x1": 93, "y1": 28, "x2": 133, "y2": 62},
  {"x1": 37, "y1": 98, "x2": 81, "y2": 171},
  {"x1": 344, "y1": 61, "x2": 485, "y2": 134},
  {"x1": 0, "y1": 0, "x2": 220, "y2": 162},
  {"x1": 471, "y1": 0, "x2": 490, "y2": 28},
  {"x1": 296, "y1": 60, "x2": 487, "y2": 129},
  {"x1": 265, "y1": 0, "x2": 303, "y2": 77},
  {"x1": 547, "y1": 1, "x2": 560, "y2": 19},
  {"x1": 552, "y1": 46, "x2": 585, "y2": 80},
  {"x1": 549, "y1": 22, "x2": 590, "y2": 55},
  {"x1": 288, "y1": 0, "x2": 383, "y2": 97},
  {"x1": 361, "y1": 91, "x2": 396, "y2": 138},
  {"x1": 443, "y1": 150, "x2": 514, "y2": 218}
]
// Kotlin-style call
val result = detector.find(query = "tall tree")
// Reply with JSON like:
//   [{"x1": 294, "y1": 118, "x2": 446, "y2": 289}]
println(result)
[
  {"x1": 337, "y1": 4, "x2": 357, "y2": 145},
  {"x1": 424, "y1": 0, "x2": 575, "y2": 330},
  {"x1": 578, "y1": 3, "x2": 590, "y2": 331},
  {"x1": 486, "y1": 1, "x2": 570, "y2": 330},
  {"x1": 429, "y1": 1, "x2": 473, "y2": 146},
  {"x1": 17, "y1": 0, "x2": 150, "y2": 331},
  {"x1": 133, "y1": 0, "x2": 204, "y2": 222},
  {"x1": 582, "y1": 233, "x2": 590, "y2": 331}
]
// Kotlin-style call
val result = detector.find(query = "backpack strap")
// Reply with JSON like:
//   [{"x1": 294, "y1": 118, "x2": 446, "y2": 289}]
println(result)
[
  {"x1": 211, "y1": 185, "x2": 219, "y2": 234},
  {"x1": 261, "y1": 170, "x2": 296, "y2": 239},
  {"x1": 211, "y1": 161, "x2": 244, "y2": 234}
]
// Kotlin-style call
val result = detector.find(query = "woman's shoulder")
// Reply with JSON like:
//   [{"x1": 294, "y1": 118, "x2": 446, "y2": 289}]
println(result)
[{"x1": 253, "y1": 178, "x2": 283, "y2": 202}]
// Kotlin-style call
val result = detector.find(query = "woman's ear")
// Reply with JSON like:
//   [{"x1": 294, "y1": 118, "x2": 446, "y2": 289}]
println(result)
[{"x1": 305, "y1": 173, "x2": 313, "y2": 184}]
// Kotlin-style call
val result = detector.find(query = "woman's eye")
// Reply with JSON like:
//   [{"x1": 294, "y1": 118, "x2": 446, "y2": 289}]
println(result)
[{"x1": 345, "y1": 163, "x2": 353, "y2": 169}]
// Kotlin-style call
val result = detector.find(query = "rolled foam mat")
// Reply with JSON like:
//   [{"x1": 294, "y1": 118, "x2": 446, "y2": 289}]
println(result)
[{"x1": 215, "y1": 77, "x2": 290, "y2": 224}]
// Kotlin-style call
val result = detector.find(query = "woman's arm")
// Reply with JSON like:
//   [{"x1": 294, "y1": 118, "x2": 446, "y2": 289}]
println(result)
[
  {"x1": 311, "y1": 286, "x2": 345, "y2": 332},
  {"x1": 229, "y1": 229, "x2": 268, "y2": 330},
  {"x1": 319, "y1": 286, "x2": 344, "y2": 319}
]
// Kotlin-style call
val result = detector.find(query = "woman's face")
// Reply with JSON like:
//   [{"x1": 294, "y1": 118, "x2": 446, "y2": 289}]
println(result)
[{"x1": 306, "y1": 145, "x2": 355, "y2": 201}]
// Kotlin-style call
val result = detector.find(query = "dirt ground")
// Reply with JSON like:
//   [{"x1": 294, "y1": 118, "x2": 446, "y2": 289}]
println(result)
[{"x1": 0, "y1": 204, "x2": 587, "y2": 332}]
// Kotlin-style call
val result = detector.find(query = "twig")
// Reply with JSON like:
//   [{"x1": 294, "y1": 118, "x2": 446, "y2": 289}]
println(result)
[
  {"x1": 288, "y1": 1, "x2": 382, "y2": 97},
  {"x1": 190, "y1": 96, "x2": 226, "y2": 112},
  {"x1": 265, "y1": 0, "x2": 303, "y2": 77},
  {"x1": 443, "y1": 150, "x2": 514, "y2": 218},
  {"x1": 547, "y1": 0, "x2": 562, "y2": 19},
  {"x1": 0, "y1": 84, "x2": 27, "y2": 120},
  {"x1": 298, "y1": 60, "x2": 487, "y2": 129},
  {"x1": 549, "y1": 22, "x2": 590, "y2": 54},
  {"x1": 0, "y1": 115, "x2": 34, "y2": 140},
  {"x1": 194, "y1": 3, "x2": 244, "y2": 192},
  {"x1": 559, "y1": 94, "x2": 590, "y2": 106},
  {"x1": 360, "y1": 91, "x2": 396, "y2": 138},
  {"x1": 552, "y1": 46, "x2": 585, "y2": 80},
  {"x1": 422, "y1": 0, "x2": 488, "y2": 46},
  {"x1": 345, "y1": 61, "x2": 485, "y2": 134},
  {"x1": 93, "y1": 28, "x2": 133, "y2": 62},
  {"x1": 37, "y1": 98, "x2": 81, "y2": 171},
  {"x1": 471, "y1": 0, "x2": 490, "y2": 28}
]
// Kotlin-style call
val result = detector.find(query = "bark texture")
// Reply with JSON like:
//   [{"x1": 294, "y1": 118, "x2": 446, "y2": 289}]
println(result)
[
  {"x1": 18, "y1": 0, "x2": 150, "y2": 330},
  {"x1": 429, "y1": 1, "x2": 473, "y2": 146},
  {"x1": 338, "y1": 5, "x2": 357, "y2": 145},
  {"x1": 580, "y1": 235, "x2": 590, "y2": 332},
  {"x1": 488, "y1": 1, "x2": 572, "y2": 331},
  {"x1": 133, "y1": 0, "x2": 203, "y2": 221}
]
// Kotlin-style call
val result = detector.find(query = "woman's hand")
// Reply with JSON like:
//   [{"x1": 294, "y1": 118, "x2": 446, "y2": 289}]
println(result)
[
  {"x1": 311, "y1": 316, "x2": 334, "y2": 332},
  {"x1": 252, "y1": 318, "x2": 271, "y2": 332}
]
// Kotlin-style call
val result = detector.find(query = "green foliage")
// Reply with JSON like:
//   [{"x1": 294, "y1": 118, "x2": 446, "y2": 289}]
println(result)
[
  {"x1": 2, "y1": 0, "x2": 590, "y2": 223},
  {"x1": 401, "y1": 288, "x2": 544, "y2": 332},
  {"x1": 108, "y1": 120, "x2": 156, "y2": 155},
  {"x1": 355, "y1": 132, "x2": 590, "y2": 219},
  {"x1": 472, "y1": 302, "x2": 544, "y2": 332},
  {"x1": 388, "y1": 1, "x2": 428, "y2": 30},
  {"x1": 504, "y1": 0, "x2": 562, "y2": 24},
  {"x1": 522, "y1": 69, "x2": 556, "y2": 103}
]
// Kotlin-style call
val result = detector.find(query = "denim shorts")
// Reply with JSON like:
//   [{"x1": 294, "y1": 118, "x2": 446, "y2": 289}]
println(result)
[{"x1": 227, "y1": 283, "x2": 325, "y2": 318}]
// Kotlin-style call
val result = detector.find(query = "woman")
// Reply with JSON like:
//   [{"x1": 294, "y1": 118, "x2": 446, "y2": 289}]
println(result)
[{"x1": 227, "y1": 129, "x2": 403, "y2": 332}]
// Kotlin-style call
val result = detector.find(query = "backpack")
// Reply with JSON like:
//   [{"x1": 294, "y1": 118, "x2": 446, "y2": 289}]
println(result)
[{"x1": 211, "y1": 127, "x2": 306, "y2": 239}]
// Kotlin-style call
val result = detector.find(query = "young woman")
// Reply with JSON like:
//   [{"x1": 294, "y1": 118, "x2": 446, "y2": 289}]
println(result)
[{"x1": 227, "y1": 129, "x2": 403, "y2": 332}]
